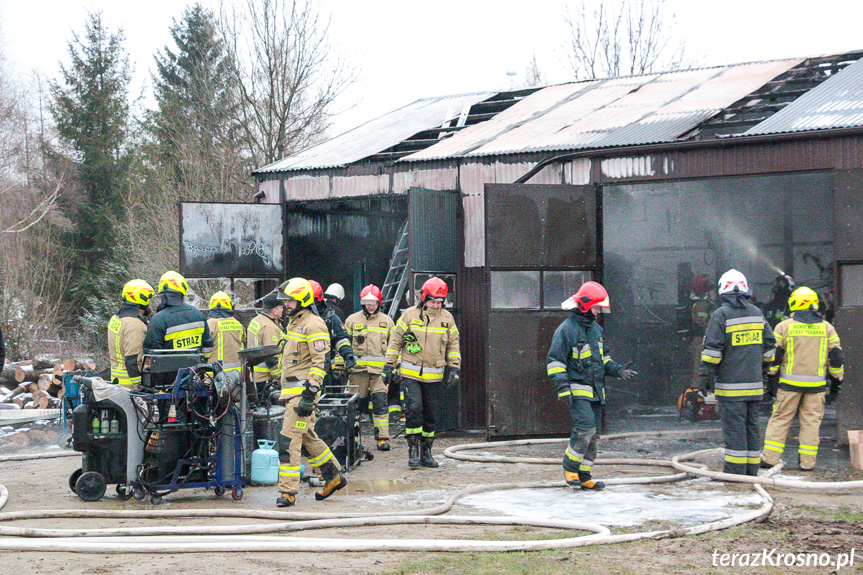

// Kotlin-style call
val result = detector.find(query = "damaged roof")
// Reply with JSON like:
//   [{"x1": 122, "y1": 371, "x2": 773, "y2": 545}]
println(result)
[{"x1": 255, "y1": 51, "x2": 863, "y2": 173}]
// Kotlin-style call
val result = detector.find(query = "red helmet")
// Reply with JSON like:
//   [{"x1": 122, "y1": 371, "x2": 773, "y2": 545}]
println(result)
[
  {"x1": 308, "y1": 279, "x2": 324, "y2": 303},
  {"x1": 691, "y1": 274, "x2": 711, "y2": 298},
  {"x1": 360, "y1": 284, "x2": 383, "y2": 305},
  {"x1": 563, "y1": 281, "x2": 610, "y2": 313},
  {"x1": 420, "y1": 277, "x2": 448, "y2": 302}
]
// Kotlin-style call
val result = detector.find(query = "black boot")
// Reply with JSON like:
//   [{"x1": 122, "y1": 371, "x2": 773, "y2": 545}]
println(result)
[
  {"x1": 420, "y1": 437, "x2": 439, "y2": 468},
  {"x1": 407, "y1": 436, "x2": 421, "y2": 469}
]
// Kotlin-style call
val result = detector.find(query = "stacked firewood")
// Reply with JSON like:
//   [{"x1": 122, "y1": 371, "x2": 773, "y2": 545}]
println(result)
[{"x1": 0, "y1": 356, "x2": 96, "y2": 410}]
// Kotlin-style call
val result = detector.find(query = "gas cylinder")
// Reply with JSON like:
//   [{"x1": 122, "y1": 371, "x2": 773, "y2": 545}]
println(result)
[{"x1": 250, "y1": 440, "x2": 280, "y2": 486}]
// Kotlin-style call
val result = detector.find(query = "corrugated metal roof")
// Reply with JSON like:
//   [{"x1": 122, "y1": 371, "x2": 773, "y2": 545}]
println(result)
[
  {"x1": 253, "y1": 91, "x2": 495, "y2": 173},
  {"x1": 404, "y1": 60, "x2": 801, "y2": 160},
  {"x1": 745, "y1": 56, "x2": 863, "y2": 135}
]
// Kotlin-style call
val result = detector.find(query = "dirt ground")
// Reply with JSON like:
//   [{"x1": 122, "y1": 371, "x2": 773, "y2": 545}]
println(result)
[{"x1": 1, "y1": 410, "x2": 862, "y2": 575}]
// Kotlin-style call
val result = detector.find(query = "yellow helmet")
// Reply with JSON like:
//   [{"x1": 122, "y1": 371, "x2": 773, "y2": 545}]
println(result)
[
  {"x1": 209, "y1": 291, "x2": 233, "y2": 310},
  {"x1": 122, "y1": 279, "x2": 155, "y2": 306},
  {"x1": 158, "y1": 271, "x2": 189, "y2": 295},
  {"x1": 788, "y1": 286, "x2": 819, "y2": 312},
  {"x1": 277, "y1": 277, "x2": 314, "y2": 308}
]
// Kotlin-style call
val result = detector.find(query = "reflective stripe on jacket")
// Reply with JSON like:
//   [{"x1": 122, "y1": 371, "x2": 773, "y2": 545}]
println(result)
[
  {"x1": 108, "y1": 311, "x2": 147, "y2": 387},
  {"x1": 385, "y1": 305, "x2": 460, "y2": 383},
  {"x1": 207, "y1": 316, "x2": 246, "y2": 372},
  {"x1": 280, "y1": 308, "x2": 331, "y2": 397},
  {"x1": 247, "y1": 313, "x2": 285, "y2": 382},
  {"x1": 345, "y1": 309, "x2": 394, "y2": 375},
  {"x1": 770, "y1": 313, "x2": 842, "y2": 393},
  {"x1": 144, "y1": 296, "x2": 214, "y2": 359}
]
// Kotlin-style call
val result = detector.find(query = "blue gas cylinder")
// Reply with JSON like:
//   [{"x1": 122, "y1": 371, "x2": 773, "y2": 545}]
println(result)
[{"x1": 251, "y1": 440, "x2": 279, "y2": 486}]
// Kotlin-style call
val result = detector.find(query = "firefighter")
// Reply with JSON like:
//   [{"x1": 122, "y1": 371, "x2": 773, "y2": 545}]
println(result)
[
  {"x1": 690, "y1": 274, "x2": 713, "y2": 385},
  {"x1": 384, "y1": 277, "x2": 460, "y2": 469},
  {"x1": 144, "y1": 271, "x2": 213, "y2": 357},
  {"x1": 763, "y1": 273, "x2": 795, "y2": 327},
  {"x1": 700, "y1": 269, "x2": 776, "y2": 476},
  {"x1": 324, "y1": 283, "x2": 347, "y2": 322},
  {"x1": 206, "y1": 291, "x2": 246, "y2": 376},
  {"x1": 345, "y1": 284, "x2": 395, "y2": 451},
  {"x1": 309, "y1": 280, "x2": 357, "y2": 387},
  {"x1": 247, "y1": 290, "x2": 286, "y2": 388},
  {"x1": 760, "y1": 287, "x2": 843, "y2": 471},
  {"x1": 108, "y1": 279, "x2": 154, "y2": 388},
  {"x1": 275, "y1": 278, "x2": 347, "y2": 507},
  {"x1": 547, "y1": 281, "x2": 636, "y2": 490}
]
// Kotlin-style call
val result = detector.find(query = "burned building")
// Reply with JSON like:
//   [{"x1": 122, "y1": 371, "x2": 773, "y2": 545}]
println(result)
[{"x1": 253, "y1": 51, "x2": 863, "y2": 440}]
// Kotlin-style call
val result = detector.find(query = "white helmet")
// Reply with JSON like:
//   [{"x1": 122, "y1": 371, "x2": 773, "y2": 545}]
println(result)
[
  {"x1": 324, "y1": 283, "x2": 345, "y2": 301},
  {"x1": 717, "y1": 269, "x2": 749, "y2": 295}
]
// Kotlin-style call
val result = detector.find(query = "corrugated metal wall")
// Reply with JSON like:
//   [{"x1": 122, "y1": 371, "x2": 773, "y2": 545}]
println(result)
[{"x1": 458, "y1": 267, "x2": 488, "y2": 428}]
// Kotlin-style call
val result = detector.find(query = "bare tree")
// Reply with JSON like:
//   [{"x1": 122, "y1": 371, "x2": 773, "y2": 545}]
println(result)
[
  {"x1": 220, "y1": 0, "x2": 355, "y2": 165},
  {"x1": 523, "y1": 52, "x2": 545, "y2": 87},
  {"x1": 563, "y1": 0, "x2": 694, "y2": 80}
]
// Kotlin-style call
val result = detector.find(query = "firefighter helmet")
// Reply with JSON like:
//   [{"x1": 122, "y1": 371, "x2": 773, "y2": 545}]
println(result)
[
  {"x1": 209, "y1": 291, "x2": 233, "y2": 310},
  {"x1": 360, "y1": 284, "x2": 383, "y2": 305},
  {"x1": 562, "y1": 281, "x2": 610, "y2": 313},
  {"x1": 158, "y1": 271, "x2": 189, "y2": 295},
  {"x1": 278, "y1": 277, "x2": 315, "y2": 308},
  {"x1": 717, "y1": 269, "x2": 748, "y2": 295},
  {"x1": 788, "y1": 286, "x2": 819, "y2": 312},
  {"x1": 309, "y1": 280, "x2": 325, "y2": 303},
  {"x1": 420, "y1": 277, "x2": 448, "y2": 302},
  {"x1": 691, "y1": 274, "x2": 711, "y2": 298},
  {"x1": 324, "y1": 283, "x2": 345, "y2": 301},
  {"x1": 122, "y1": 280, "x2": 155, "y2": 307}
]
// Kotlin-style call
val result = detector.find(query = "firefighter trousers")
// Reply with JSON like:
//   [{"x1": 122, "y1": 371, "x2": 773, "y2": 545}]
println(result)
[
  {"x1": 351, "y1": 371, "x2": 389, "y2": 440},
  {"x1": 719, "y1": 399, "x2": 761, "y2": 476},
  {"x1": 762, "y1": 388, "x2": 825, "y2": 470},
  {"x1": 277, "y1": 396, "x2": 341, "y2": 494},
  {"x1": 402, "y1": 377, "x2": 442, "y2": 440},
  {"x1": 563, "y1": 398, "x2": 602, "y2": 478}
]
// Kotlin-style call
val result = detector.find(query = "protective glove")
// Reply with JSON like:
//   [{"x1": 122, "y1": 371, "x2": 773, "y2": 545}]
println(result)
[
  {"x1": 293, "y1": 386, "x2": 318, "y2": 418},
  {"x1": 619, "y1": 368, "x2": 638, "y2": 381},
  {"x1": 699, "y1": 372, "x2": 713, "y2": 394},
  {"x1": 444, "y1": 367, "x2": 460, "y2": 387},
  {"x1": 343, "y1": 354, "x2": 358, "y2": 370},
  {"x1": 557, "y1": 389, "x2": 573, "y2": 408},
  {"x1": 382, "y1": 364, "x2": 394, "y2": 386},
  {"x1": 828, "y1": 376, "x2": 842, "y2": 400}
]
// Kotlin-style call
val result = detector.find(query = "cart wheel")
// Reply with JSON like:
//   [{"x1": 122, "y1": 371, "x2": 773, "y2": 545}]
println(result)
[
  {"x1": 57, "y1": 431, "x2": 72, "y2": 449},
  {"x1": 231, "y1": 487, "x2": 243, "y2": 501},
  {"x1": 214, "y1": 485, "x2": 226, "y2": 497},
  {"x1": 150, "y1": 495, "x2": 162, "y2": 505},
  {"x1": 68, "y1": 468, "x2": 83, "y2": 494},
  {"x1": 75, "y1": 471, "x2": 107, "y2": 502},
  {"x1": 116, "y1": 484, "x2": 134, "y2": 501},
  {"x1": 132, "y1": 486, "x2": 146, "y2": 501}
]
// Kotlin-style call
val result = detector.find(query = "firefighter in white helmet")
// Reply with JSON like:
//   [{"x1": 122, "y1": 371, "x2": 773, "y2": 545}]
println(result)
[
  {"x1": 324, "y1": 283, "x2": 347, "y2": 322},
  {"x1": 700, "y1": 269, "x2": 776, "y2": 476},
  {"x1": 345, "y1": 284, "x2": 395, "y2": 450}
]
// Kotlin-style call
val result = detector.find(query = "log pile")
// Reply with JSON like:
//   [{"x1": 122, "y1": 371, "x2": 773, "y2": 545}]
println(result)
[{"x1": 0, "y1": 357, "x2": 97, "y2": 410}]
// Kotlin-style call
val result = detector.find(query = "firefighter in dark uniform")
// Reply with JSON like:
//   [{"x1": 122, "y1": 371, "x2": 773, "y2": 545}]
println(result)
[
  {"x1": 144, "y1": 271, "x2": 214, "y2": 358},
  {"x1": 108, "y1": 280, "x2": 154, "y2": 388},
  {"x1": 546, "y1": 281, "x2": 636, "y2": 490},
  {"x1": 384, "y1": 277, "x2": 460, "y2": 470},
  {"x1": 275, "y1": 278, "x2": 347, "y2": 507},
  {"x1": 763, "y1": 273, "x2": 795, "y2": 327},
  {"x1": 309, "y1": 280, "x2": 357, "y2": 387},
  {"x1": 700, "y1": 269, "x2": 776, "y2": 476}
]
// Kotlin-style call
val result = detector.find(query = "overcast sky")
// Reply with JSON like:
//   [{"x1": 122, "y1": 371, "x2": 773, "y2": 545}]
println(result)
[{"x1": 2, "y1": 0, "x2": 863, "y2": 140}]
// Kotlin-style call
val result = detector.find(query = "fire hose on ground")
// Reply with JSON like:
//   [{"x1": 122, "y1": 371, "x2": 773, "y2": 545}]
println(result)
[{"x1": 0, "y1": 428, "x2": 858, "y2": 553}]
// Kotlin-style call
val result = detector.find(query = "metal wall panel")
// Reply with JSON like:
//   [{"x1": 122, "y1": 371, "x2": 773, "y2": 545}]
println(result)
[
  {"x1": 409, "y1": 188, "x2": 459, "y2": 273},
  {"x1": 458, "y1": 267, "x2": 488, "y2": 428},
  {"x1": 486, "y1": 312, "x2": 573, "y2": 438}
]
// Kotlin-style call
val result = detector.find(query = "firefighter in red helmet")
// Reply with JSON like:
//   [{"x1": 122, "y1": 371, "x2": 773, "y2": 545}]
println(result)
[
  {"x1": 385, "y1": 277, "x2": 460, "y2": 469},
  {"x1": 547, "y1": 281, "x2": 636, "y2": 490},
  {"x1": 690, "y1": 274, "x2": 714, "y2": 387},
  {"x1": 345, "y1": 284, "x2": 395, "y2": 450}
]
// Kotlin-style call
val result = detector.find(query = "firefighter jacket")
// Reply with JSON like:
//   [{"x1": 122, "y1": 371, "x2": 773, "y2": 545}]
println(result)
[
  {"x1": 546, "y1": 311, "x2": 623, "y2": 404},
  {"x1": 247, "y1": 311, "x2": 285, "y2": 382},
  {"x1": 700, "y1": 294, "x2": 776, "y2": 401},
  {"x1": 315, "y1": 302, "x2": 354, "y2": 365},
  {"x1": 385, "y1": 304, "x2": 460, "y2": 383},
  {"x1": 691, "y1": 297, "x2": 711, "y2": 334},
  {"x1": 279, "y1": 307, "x2": 330, "y2": 399},
  {"x1": 768, "y1": 310, "x2": 843, "y2": 393},
  {"x1": 345, "y1": 308, "x2": 394, "y2": 375},
  {"x1": 206, "y1": 309, "x2": 246, "y2": 374},
  {"x1": 108, "y1": 303, "x2": 148, "y2": 387},
  {"x1": 143, "y1": 292, "x2": 213, "y2": 358}
]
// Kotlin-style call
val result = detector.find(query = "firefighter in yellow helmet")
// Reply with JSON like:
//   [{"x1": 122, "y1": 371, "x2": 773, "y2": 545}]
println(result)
[
  {"x1": 143, "y1": 271, "x2": 214, "y2": 359},
  {"x1": 761, "y1": 287, "x2": 843, "y2": 471},
  {"x1": 206, "y1": 291, "x2": 246, "y2": 375},
  {"x1": 275, "y1": 278, "x2": 347, "y2": 507},
  {"x1": 108, "y1": 280, "x2": 154, "y2": 388}
]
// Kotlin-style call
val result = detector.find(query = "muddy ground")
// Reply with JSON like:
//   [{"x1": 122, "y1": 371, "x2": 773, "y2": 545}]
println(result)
[{"x1": 1, "y1": 408, "x2": 862, "y2": 575}]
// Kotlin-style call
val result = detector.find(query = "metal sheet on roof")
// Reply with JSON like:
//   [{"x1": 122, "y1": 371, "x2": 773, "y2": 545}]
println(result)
[
  {"x1": 745, "y1": 56, "x2": 863, "y2": 135},
  {"x1": 253, "y1": 91, "x2": 495, "y2": 173}
]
